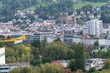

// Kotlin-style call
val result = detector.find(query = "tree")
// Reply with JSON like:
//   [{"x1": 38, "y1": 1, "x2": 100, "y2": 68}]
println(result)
[
  {"x1": 9, "y1": 67, "x2": 34, "y2": 73},
  {"x1": 74, "y1": 43, "x2": 86, "y2": 71},
  {"x1": 35, "y1": 0, "x2": 74, "y2": 20},
  {"x1": 80, "y1": 4, "x2": 93, "y2": 13},
  {"x1": 0, "y1": 0, "x2": 37, "y2": 22},
  {"x1": 31, "y1": 38, "x2": 48, "y2": 66},
  {"x1": 39, "y1": 63, "x2": 65, "y2": 73},
  {"x1": 54, "y1": 37, "x2": 61, "y2": 42},
  {"x1": 6, "y1": 44, "x2": 31, "y2": 63},
  {"x1": 67, "y1": 49, "x2": 75, "y2": 60},
  {"x1": 42, "y1": 41, "x2": 69, "y2": 62},
  {"x1": 88, "y1": 67, "x2": 96, "y2": 73},
  {"x1": 41, "y1": 37, "x2": 48, "y2": 49},
  {"x1": 94, "y1": 69, "x2": 110, "y2": 73},
  {"x1": 93, "y1": 41, "x2": 99, "y2": 49},
  {"x1": 0, "y1": 41, "x2": 4, "y2": 47},
  {"x1": 100, "y1": 14, "x2": 110, "y2": 23},
  {"x1": 30, "y1": 59, "x2": 42, "y2": 66},
  {"x1": 68, "y1": 59, "x2": 75, "y2": 71},
  {"x1": 76, "y1": 18, "x2": 84, "y2": 25},
  {"x1": 104, "y1": 49, "x2": 110, "y2": 58},
  {"x1": 96, "y1": 50, "x2": 106, "y2": 58},
  {"x1": 76, "y1": 69, "x2": 83, "y2": 73},
  {"x1": 31, "y1": 40, "x2": 41, "y2": 48},
  {"x1": 31, "y1": 47, "x2": 40, "y2": 59},
  {"x1": 103, "y1": 59, "x2": 110, "y2": 69}
]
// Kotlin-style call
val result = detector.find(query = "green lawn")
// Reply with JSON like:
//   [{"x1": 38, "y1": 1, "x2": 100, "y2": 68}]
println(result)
[
  {"x1": 24, "y1": 6, "x2": 36, "y2": 11},
  {"x1": 74, "y1": 2, "x2": 108, "y2": 10},
  {"x1": 24, "y1": 2, "x2": 52, "y2": 11},
  {"x1": 0, "y1": 1, "x2": 4, "y2": 8}
]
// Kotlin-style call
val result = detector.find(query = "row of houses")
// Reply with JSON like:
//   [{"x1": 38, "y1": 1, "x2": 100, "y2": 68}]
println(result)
[{"x1": 64, "y1": 34, "x2": 110, "y2": 46}]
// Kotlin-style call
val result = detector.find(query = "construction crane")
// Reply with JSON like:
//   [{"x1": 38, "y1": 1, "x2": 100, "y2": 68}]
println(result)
[
  {"x1": 1, "y1": 35, "x2": 27, "y2": 44},
  {"x1": 0, "y1": 35, "x2": 27, "y2": 65}
]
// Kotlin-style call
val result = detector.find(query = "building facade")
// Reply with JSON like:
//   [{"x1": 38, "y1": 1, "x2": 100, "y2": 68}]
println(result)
[
  {"x1": 0, "y1": 47, "x2": 5, "y2": 65},
  {"x1": 88, "y1": 19, "x2": 102, "y2": 37}
]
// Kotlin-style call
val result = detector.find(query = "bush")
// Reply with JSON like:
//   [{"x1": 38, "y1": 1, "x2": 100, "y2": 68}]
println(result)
[
  {"x1": 0, "y1": 42, "x2": 4, "y2": 47},
  {"x1": 76, "y1": 69, "x2": 83, "y2": 73},
  {"x1": 68, "y1": 59, "x2": 75, "y2": 71},
  {"x1": 88, "y1": 67, "x2": 96, "y2": 73},
  {"x1": 103, "y1": 59, "x2": 110, "y2": 69},
  {"x1": 30, "y1": 59, "x2": 42, "y2": 66}
]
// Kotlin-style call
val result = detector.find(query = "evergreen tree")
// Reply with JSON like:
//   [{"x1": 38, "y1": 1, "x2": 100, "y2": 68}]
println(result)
[
  {"x1": 41, "y1": 37, "x2": 48, "y2": 49},
  {"x1": 68, "y1": 59, "x2": 75, "y2": 71},
  {"x1": 74, "y1": 43, "x2": 86, "y2": 71},
  {"x1": 93, "y1": 41, "x2": 99, "y2": 49},
  {"x1": 0, "y1": 41, "x2": 4, "y2": 47}
]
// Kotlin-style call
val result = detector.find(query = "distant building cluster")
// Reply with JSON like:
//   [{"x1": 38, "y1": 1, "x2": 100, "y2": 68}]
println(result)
[
  {"x1": 0, "y1": 12, "x2": 110, "y2": 50},
  {"x1": 0, "y1": 8, "x2": 110, "y2": 73}
]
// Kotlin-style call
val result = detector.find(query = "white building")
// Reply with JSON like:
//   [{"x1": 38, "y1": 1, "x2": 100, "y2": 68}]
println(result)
[
  {"x1": 88, "y1": 19, "x2": 103, "y2": 37},
  {"x1": 0, "y1": 47, "x2": 5, "y2": 65},
  {"x1": 98, "y1": 39, "x2": 106, "y2": 46},
  {"x1": 64, "y1": 35, "x2": 81, "y2": 44},
  {"x1": 82, "y1": 26, "x2": 89, "y2": 34},
  {"x1": 26, "y1": 32, "x2": 57, "y2": 43},
  {"x1": 0, "y1": 63, "x2": 29, "y2": 73},
  {"x1": 105, "y1": 39, "x2": 110, "y2": 46},
  {"x1": 86, "y1": 58, "x2": 106, "y2": 71},
  {"x1": 82, "y1": 38, "x2": 96, "y2": 46}
]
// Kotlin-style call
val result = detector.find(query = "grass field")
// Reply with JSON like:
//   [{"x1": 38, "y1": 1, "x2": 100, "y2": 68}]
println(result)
[
  {"x1": 24, "y1": 2, "x2": 108, "y2": 11},
  {"x1": 73, "y1": 2, "x2": 108, "y2": 10},
  {"x1": 24, "y1": 6, "x2": 36, "y2": 11},
  {"x1": 0, "y1": 1, "x2": 3, "y2": 8}
]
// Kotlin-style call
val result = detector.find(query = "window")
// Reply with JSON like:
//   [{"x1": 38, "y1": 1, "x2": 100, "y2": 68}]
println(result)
[{"x1": 0, "y1": 68, "x2": 10, "y2": 70}]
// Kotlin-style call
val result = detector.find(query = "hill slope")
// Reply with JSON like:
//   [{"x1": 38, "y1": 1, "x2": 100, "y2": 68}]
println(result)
[{"x1": 25, "y1": 2, "x2": 108, "y2": 11}]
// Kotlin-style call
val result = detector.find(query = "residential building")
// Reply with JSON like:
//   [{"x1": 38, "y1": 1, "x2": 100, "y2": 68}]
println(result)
[
  {"x1": 88, "y1": 19, "x2": 103, "y2": 37},
  {"x1": 0, "y1": 47, "x2": 5, "y2": 65},
  {"x1": 53, "y1": 60, "x2": 69, "y2": 68},
  {"x1": 64, "y1": 34, "x2": 81, "y2": 44},
  {"x1": 82, "y1": 38, "x2": 96, "y2": 46}
]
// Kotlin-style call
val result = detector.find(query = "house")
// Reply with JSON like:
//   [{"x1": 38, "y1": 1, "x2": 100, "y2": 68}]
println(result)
[
  {"x1": 52, "y1": 60, "x2": 70, "y2": 67},
  {"x1": 43, "y1": 20, "x2": 55, "y2": 26}
]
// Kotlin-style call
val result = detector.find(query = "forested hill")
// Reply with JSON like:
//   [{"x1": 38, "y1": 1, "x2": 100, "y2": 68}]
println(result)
[
  {"x1": 0, "y1": 0, "x2": 37, "y2": 22},
  {"x1": 0, "y1": 0, "x2": 75, "y2": 22},
  {"x1": 0, "y1": 0, "x2": 108, "y2": 22},
  {"x1": 0, "y1": 0, "x2": 37, "y2": 15},
  {"x1": 86, "y1": 0, "x2": 109, "y2": 2},
  {"x1": 0, "y1": 0, "x2": 109, "y2": 16}
]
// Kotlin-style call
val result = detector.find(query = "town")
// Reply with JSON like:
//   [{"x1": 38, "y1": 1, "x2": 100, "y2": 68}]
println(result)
[{"x1": 0, "y1": 0, "x2": 110, "y2": 73}]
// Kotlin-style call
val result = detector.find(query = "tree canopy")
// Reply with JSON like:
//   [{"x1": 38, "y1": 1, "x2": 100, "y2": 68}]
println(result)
[
  {"x1": 42, "y1": 41, "x2": 69, "y2": 62},
  {"x1": 9, "y1": 63, "x2": 65, "y2": 73}
]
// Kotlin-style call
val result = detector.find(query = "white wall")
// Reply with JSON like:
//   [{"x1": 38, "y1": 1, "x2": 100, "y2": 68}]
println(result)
[
  {"x1": 98, "y1": 39, "x2": 105, "y2": 46},
  {"x1": 88, "y1": 19, "x2": 102, "y2": 37},
  {"x1": 0, "y1": 47, "x2": 5, "y2": 65},
  {"x1": 82, "y1": 39, "x2": 96, "y2": 45},
  {"x1": 72, "y1": 38, "x2": 81, "y2": 43}
]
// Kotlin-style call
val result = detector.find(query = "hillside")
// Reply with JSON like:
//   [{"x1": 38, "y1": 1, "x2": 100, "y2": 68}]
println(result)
[
  {"x1": 25, "y1": 2, "x2": 108, "y2": 11},
  {"x1": 73, "y1": 2, "x2": 107, "y2": 10},
  {"x1": 0, "y1": 0, "x2": 108, "y2": 22}
]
